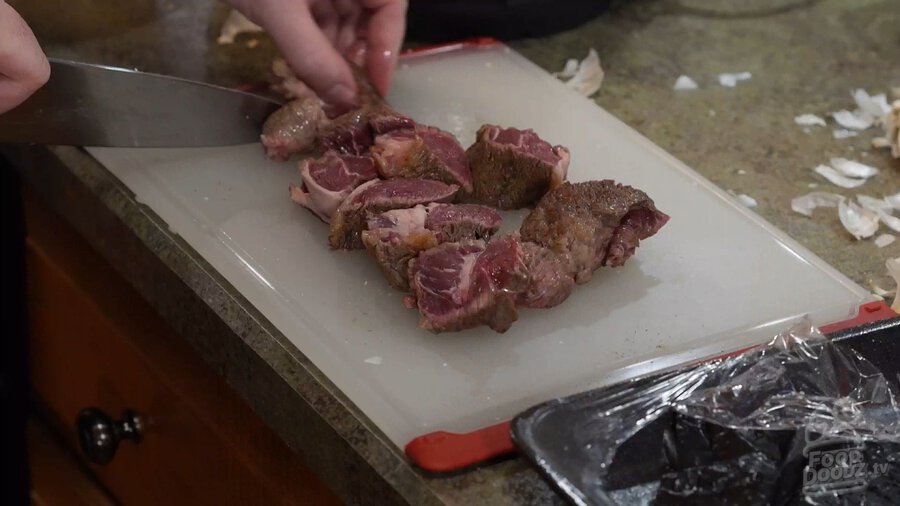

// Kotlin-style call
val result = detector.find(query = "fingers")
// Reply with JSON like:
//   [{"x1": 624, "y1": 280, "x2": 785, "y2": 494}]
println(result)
[
  {"x1": 344, "y1": 39, "x2": 367, "y2": 68},
  {"x1": 237, "y1": 0, "x2": 357, "y2": 107},
  {"x1": 309, "y1": 0, "x2": 338, "y2": 44},
  {"x1": 334, "y1": 0, "x2": 360, "y2": 53},
  {"x1": 361, "y1": 0, "x2": 407, "y2": 96},
  {"x1": 0, "y1": 2, "x2": 50, "y2": 113},
  {"x1": 226, "y1": 0, "x2": 408, "y2": 104}
]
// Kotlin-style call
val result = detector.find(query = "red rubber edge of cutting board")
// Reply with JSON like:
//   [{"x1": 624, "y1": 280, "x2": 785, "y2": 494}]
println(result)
[
  {"x1": 405, "y1": 301, "x2": 897, "y2": 473},
  {"x1": 232, "y1": 38, "x2": 501, "y2": 93},
  {"x1": 818, "y1": 300, "x2": 896, "y2": 333},
  {"x1": 400, "y1": 37, "x2": 502, "y2": 58},
  {"x1": 405, "y1": 420, "x2": 514, "y2": 473}
]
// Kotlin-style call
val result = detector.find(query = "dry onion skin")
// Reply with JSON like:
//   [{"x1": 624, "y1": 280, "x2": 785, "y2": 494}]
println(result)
[
  {"x1": 838, "y1": 199, "x2": 879, "y2": 240},
  {"x1": 814, "y1": 164, "x2": 867, "y2": 189},
  {"x1": 791, "y1": 192, "x2": 845, "y2": 217},
  {"x1": 875, "y1": 234, "x2": 896, "y2": 248},
  {"x1": 795, "y1": 114, "x2": 826, "y2": 127},
  {"x1": 217, "y1": 10, "x2": 262, "y2": 44},
  {"x1": 557, "y1": 49, "x2": 604, "y2": 97},
  {"x1": 673, "y1": 75, "x2": 699, "y2": 91}
]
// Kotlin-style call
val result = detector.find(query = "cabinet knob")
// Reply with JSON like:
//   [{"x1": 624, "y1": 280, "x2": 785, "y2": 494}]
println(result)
[{"x1": 75, "y1": 408, "x2": 142, "y2": 465}]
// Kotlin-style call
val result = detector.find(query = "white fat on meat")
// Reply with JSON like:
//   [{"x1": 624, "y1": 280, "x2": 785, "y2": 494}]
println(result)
[
  {"x1": 375, "y1": 206, "x2": 430, "y2": 235},
  {"x1": 456, "y1": 251, "x2": 482, "y2": 303},
  {"x1": 290, "y1": 159, "x2": 346, "y2": 222},
  {"x1": 551, "y1": 147, "x2": 571, "y2": 189},
  {"x1": 290, "y1": 156, "x2": 375, "y2": 222},
  {"x1": 372, "y1": 133, "x2": 417, "y2": 174}
]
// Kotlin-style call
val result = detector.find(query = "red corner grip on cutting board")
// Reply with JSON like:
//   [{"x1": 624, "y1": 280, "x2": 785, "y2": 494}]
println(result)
[
  {"x1": 400, "y1": 37, "x2": 501, "y2": 58},
  {"x1": 405, "y1": 302, "x2": 898, "y2": 473},
  {"x1": 819, "y1": 301, "x2": 897, "y2": 334},
  {"x1": 405, "y1": 421, "x2": 514, "y2": 473}
]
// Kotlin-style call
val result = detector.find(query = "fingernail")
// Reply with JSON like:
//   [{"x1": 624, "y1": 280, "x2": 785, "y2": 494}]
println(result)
[{"x1": 324, "y1": 83, "x2": 356, "y2": 108}]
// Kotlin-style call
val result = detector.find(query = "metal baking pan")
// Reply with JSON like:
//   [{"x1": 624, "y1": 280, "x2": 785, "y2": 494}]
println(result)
[{"x1": 512, "y1": 315, "x2": 900, "y2": 505}]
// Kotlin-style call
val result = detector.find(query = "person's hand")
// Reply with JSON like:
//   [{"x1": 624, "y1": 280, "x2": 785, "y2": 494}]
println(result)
[
  {"x1": 227, "y1": 0, "x2": 406, "y2": 108},
  {"x1": 0, "y1": 1, "x2": 49, "y2": 114}
]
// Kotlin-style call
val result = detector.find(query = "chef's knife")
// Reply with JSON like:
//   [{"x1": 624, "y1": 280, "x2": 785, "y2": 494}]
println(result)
[{"x1": 0, "y1": 58, "x2": 284, "y2": 148}]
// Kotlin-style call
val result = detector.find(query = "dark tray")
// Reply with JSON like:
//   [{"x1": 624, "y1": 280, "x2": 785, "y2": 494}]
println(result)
[{"x1": 511, "y1": 316, "x2": 900, "y2": 505}]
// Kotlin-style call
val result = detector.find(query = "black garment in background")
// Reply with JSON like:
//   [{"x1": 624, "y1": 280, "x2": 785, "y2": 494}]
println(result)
[
  {"x1": 406, "y1": 0, "x2": 611, "y2": 42},
  {"x1": 0, "y1": 159, "x2": 29, "y2": 505}
]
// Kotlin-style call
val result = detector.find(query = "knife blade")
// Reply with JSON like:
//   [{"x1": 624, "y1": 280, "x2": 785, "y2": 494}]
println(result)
[{"x1": 0, "y1": 58, "x2": 284, "y2": 148}]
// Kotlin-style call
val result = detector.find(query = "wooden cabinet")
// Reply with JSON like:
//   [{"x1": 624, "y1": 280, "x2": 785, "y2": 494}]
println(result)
[
  {"x1": 27, "y1": 420, "x2": 116, "y2": 506},
  {"x1": 24, "y1": 187, "x2": 342, "y2": 505}
]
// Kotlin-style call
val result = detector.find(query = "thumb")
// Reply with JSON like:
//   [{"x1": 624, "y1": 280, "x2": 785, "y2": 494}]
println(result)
[{"x1": 0, "y1": 2, "x2": 50, "y2": 113}]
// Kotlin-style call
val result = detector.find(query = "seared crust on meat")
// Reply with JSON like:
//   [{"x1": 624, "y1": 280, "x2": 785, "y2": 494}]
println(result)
[
  {"x1": 260, "y1": 98, "x2": 324, "y2": 161},
  {"x1": 520, "y1": 181, "x2": 668, "y2": 283},
  {"x1": 518, "y1": 242, "x2": 575, "y2": 308},
  {"x1": 465, "y1": 125, "x2": 570, "y2": 209}
]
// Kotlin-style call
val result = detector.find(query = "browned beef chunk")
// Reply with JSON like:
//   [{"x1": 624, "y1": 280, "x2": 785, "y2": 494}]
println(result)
[
  {"x1": 289, "y1": 151, "x2": 377, "y2": 222},
  {"x1": 369, "y1": 110, "x2": 416, "y2": 134},
  {"x1": 520, "y1": 181, "x2": 669, "y2": 284},
  {"x1": 604, "y1": 207, "x2": 668, "y2": 267},
  {"x1": 424, "y1": 203, "x2": 501, "y2": 242},
  {"x1": 260, "y1": 97, "x2": 324, "y2": 161},
  {"x1": 319, "y1": 104, "x2": 414, "y2": 156},
  {"x1": 371, "y1": 126, "x2": 473, "y2": 192},
  {"x1": 517, "y1": 242, "x2": 575, "y2": 309},
  {"x1": 362, "y1": 206, "x2": 437, "y2": 291},
  {"x1": 407, "y1": 236, "x2": 528, "y2": 333},
  {"x1": 312, "y1": 64, "x2": 413, "y2": 155},
  {"x1": 362, "y1": 204, "x2": 502, "y2": 291},
  {"x1": 261, "y1": 64, "x2": 412, "y2": 159},
  {"x1": 329, "y1": 179, "x2": 458, "y2": 250},
  {"x1": 317, "y1": 109, "x2": 372, "y2": 155},
  {"x1": 404, "y1": 234, "x2": 579, "y2": 332},
  {"x1": 465, "y1": 125, "x2": 570, "y2": 209}
]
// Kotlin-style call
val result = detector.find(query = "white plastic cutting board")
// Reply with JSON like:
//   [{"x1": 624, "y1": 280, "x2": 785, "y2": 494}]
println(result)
[{"x1": 88, "y1": 44, "x2": 872, "y2": 447}]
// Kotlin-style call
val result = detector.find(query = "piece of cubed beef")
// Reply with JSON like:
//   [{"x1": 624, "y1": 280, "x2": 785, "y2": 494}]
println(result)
[
  {"x1": 260, "y1": 97, "x2": 324, "y2": 161},
  {"x1": 465, "y1": 125, "x2": 570, "y2": 209},
  {"x1": 262, "y1": 64, "x2": 413, "y2": 159},
  {"x1": 520, "y1": 180, "x2": 669, "y2": 284},
  {"x1": 372, "y1": 126, "x2": 473, "y2": 192},
  {"x1": 329, "y1": 179, "x2": 458, "y2": 250},
  {"x1": 517, "y1": 241, "x2": 575, "y2": 309},
  {"x1": 362, "y1": 204, "x2": 502, "y2": 290},
  {"x1": 407, "y1": 236, "x2": 528, "y2": 333},
  {"x1": 289, "y1": 151, "x2": 377, "y2": 222}
]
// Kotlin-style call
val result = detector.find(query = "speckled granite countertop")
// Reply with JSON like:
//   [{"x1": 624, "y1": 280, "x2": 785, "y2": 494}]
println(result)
[{"x1": 5, "y1": 0, "x2": 900, "y2": 504}]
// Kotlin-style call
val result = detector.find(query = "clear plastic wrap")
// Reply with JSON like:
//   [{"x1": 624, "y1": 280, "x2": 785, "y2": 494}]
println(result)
[{"x1": 513, "y1": 318, "x2": 900, "y2": 505}]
